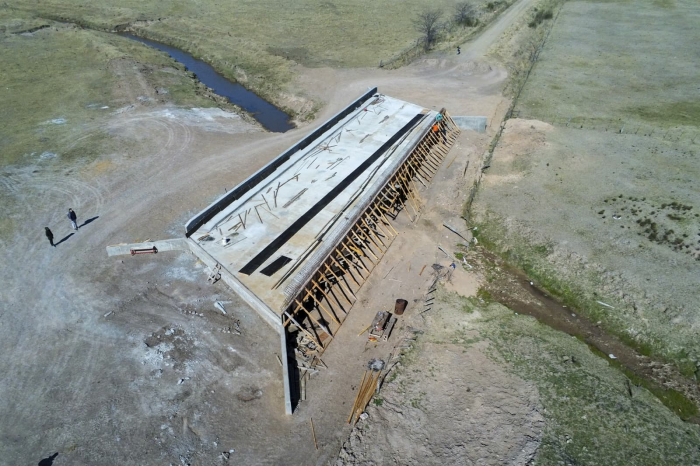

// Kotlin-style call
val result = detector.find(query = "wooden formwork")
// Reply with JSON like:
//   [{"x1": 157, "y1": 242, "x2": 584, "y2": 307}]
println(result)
[{"x1": 283, "y1": 110, "x2": 461, "y2": 363}]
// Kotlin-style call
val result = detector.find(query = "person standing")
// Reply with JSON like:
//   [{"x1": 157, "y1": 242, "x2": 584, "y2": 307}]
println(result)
[
  {"x1": 457, "y1": 46, "x2": 461, "y2": 55},
  {"x1": 45, "y1": 227, "x2": 55, "y2": 247},
  {"x1": 67, "y1": 208, "x2": 78, "y2": 230}
]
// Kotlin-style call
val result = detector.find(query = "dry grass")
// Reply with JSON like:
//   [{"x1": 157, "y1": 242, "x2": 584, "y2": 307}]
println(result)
[
  {"x1": 10, "y1": 0, "x2": 507, "y2": 115},
  {"x1": 0, "y1": 11, "x2": 212, "y2": 167}
]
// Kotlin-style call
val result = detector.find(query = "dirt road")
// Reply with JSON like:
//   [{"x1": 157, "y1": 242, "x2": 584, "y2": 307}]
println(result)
[{"x1": 460, "y1": 0, "x2": 538, "y2": 60}]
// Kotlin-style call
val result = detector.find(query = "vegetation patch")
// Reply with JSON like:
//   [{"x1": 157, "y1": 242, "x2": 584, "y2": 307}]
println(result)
[
  {"x1": 628, "y1": 100, "x2": 700, "y2": 128},
  {"x1": 528, "y1": 7, "x2": 554, "y2": 27},
  {"x1": 0, "y1": 13, "x2": 213, "y2": 167},
  {"x1": 596, "y1": 196, "x2": 699, "y2": 258},
  {"x1": 472, "y1": 302, "x2": 700, "y2": 464},
  {"x1": 470, "y1": 212, "x2": 699, "y2": 377}
]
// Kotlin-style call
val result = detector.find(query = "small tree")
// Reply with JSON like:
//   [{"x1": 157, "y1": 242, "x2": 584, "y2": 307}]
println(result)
[
  {"x1": 454, "y1": 1, "x2": 476, "y2": 26},
  {"x1": 413, "y1": 9, "x2": 443, "y2": 50}
]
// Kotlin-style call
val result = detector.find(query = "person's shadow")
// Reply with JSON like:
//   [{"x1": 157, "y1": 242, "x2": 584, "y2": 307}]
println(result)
[
  {"x1": 38, "y1": 452, "x2": 58, "y2": 466},
  {"x1": 80, "y1": 216, "x2": 99, "y2": 228},
  {"x1": 54, "y1": 233, "x2": 74, "y2": 247}
]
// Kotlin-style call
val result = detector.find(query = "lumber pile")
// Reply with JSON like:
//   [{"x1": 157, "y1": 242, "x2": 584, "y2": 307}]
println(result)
[{"x1": 347, "y1": 359, "x2": 385, "y2": 424}]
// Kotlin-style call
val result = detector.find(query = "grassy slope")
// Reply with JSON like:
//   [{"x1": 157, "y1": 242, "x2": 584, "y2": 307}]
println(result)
[
  {"x1": 9, "y1": 0, "x2": 504, "y2": 115},
  {"x1": 516, "y1": 0, "x2": 700, "y2": 133},
  {"x1": 472, "y1": 0, "x2": 700, "y2": 372},
  {"x1": 465, "y1": 300, "x2": 700, "y2": 465},
  {"x1": 0, "y1": 11, "x2": 212, "y2": 167}
]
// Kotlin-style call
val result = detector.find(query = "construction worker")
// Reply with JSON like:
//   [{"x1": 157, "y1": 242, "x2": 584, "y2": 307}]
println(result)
[
  {"x1": 431, "y1": 122, "x2": 440, "y2": 148},
  {"x1": 45, "y1": 227, "x2": 55, "y2": 247},
  {"x1": 67, "y1": 208, "x2": 78, "y2": 230}
]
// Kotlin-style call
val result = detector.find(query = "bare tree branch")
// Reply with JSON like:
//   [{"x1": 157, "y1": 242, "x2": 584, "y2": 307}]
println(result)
[
  {"x1": 454, "y1": 2, "x2": 476, "y2": 26},
  {"x1": 413, "y1": 9, "x2": 443, "y2": 50}
]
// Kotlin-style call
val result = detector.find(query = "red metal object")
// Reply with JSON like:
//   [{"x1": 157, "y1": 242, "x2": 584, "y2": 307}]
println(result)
[{"x1": 131, "y1": 246, "x2": 158, "y2": 256}]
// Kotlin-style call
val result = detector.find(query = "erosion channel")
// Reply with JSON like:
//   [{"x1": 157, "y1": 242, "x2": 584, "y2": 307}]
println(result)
[
  {"x1": 474, "y1": 249, "x2": 700, "y2": 423},
  {"x1": 120, "y1": 33, "x2": 294, "y2": 132}
]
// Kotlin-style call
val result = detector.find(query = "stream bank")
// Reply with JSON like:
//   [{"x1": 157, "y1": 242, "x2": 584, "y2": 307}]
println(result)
[
  {"x1": 119, "y1": 33, "x2": 294, "y2": 133},
  {"x1": 472, "y1": 248, "x2": 700, "y2": 423}
]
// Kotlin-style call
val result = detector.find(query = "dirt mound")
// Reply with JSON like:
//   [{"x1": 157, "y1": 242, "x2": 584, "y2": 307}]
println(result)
[{"x1": 336, "y1": 340, "x2": 543, "y2": 466}]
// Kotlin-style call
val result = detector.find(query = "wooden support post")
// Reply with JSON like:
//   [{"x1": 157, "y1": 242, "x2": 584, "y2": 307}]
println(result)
[
  {"x1": 331, "y1": 254, "x2": 362, "y2": 287},
  {"x1": 395, "y1": 175, "x2": 419, "y2": 216},
  {"x1": 311, "y1": 418, "x2": 318, "y2": 450},
  {"x1": 348, "y1": 370, "x2": 368, "y2": 423},
  {"x1": 358, "y1": 221, "x2": 385, "y2": 255},
  {"x1": 398, "y1": 168, "x2": 420, "y2": 202},
  {"x1": 312, "y1": 278, "x2": 347, "y2": 316},
  {"x1": 404, "y1": 169, "x2": 423, "y2": 198},
  {"x1": 324, "y1": 262, "x2": 356, "y2": 300},
  {"x1": 386, "y1": 180, "x2": 413, "y2": 221},
  {"x1": 373, "y1": 205, "x2": 398, "y2": 236},
  {"x1": 417, "y1": 146, "x2": 440, "y2": 171},
  {"x1": 365, "y1": 208, "x2": 390, "y2": 239},
  {"x1": 361, "y1": 216, "x2": 387, "y2": 248},
  {"x1": 428, "y1": 133, "x2": 447, "y2": 156},
  {"x1": 343, "y1": 236, "x2": 366, "y2": 259},
  {"x1": 378, "y1": 189, "x2": 397, "y2": 207},
  {"x1": 343, "y1": 239, "x2": 374, "y2": 271},
  {"x1": 408, "y1": 160, "x2": 429, "y2": 185},
  {"x1": 302, "y1": 288, "x2": 341, "y2": 326},
  {"x1": 367, "y1": 207, "x2": 393, "y2": 239},
  {"x1": 352, "y1": 226, "x2": 379, "y2": 261},
  {"x1": 294, "y1": 299, "x2": 334, "y2": 337},
  {"x1": 397, "y1": 172, "x2": 419, "y2": 213}
]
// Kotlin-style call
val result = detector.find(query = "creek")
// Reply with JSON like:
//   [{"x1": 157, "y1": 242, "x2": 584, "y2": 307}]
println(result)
[{"x1": 120, "y1": 33, "x2": 294, "y2": 133}]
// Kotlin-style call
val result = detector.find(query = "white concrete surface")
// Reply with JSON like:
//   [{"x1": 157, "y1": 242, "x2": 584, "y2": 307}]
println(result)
[{"x1": 189, "y1": 94, "x2": 435, "y2": 315}]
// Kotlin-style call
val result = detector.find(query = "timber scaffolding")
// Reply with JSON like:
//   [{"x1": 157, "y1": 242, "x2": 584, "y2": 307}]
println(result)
[
  {"x1": 283, "y1": 111, "x2": 460, "y2": 357},
  {"x1": 185, "y1": 90, "x2": 460, "y2": 414}
]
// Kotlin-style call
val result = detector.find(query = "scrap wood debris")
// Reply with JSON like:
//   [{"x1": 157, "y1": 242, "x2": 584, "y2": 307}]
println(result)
[
  {"x1": 421, "y1": 263, "x2": 455, "y2": 315},
  {"x1": 207, "y1": 263, "x2": 222, "y2": 284}
]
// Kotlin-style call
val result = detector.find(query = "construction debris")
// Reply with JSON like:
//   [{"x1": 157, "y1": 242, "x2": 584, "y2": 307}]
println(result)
[
  {"x1": 348, "y1": 359, "x2": 386, "y2": 424},
  {"x1": 207, "y1": 263, "x2": 222, "y2": 284},
  {"x1": 310, "y1": 418, "x2": 318, "y2": 450},
  {"x1": 443, "y1": 223, "x2": 470, "y2": 242},
  {"x1": 360, "y1": 309, "x2": 398, "y2": 343}
]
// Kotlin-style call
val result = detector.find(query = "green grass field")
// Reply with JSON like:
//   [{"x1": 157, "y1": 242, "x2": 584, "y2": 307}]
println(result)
[
  {"x1": 0, "y1": 10, "x2": 212, "y2": 167},
  {"x1": 8, "y1": 0, "x2": 503, "y2": 114},
  {"x1": 471, "y1": 301, "x2": 700, "y2": 465},
  {"x1": 473, "y1": 0, "x2": 700, "y2": 378}
]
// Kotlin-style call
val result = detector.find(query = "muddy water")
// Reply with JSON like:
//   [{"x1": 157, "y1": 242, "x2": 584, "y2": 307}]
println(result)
[
  {"x1": 120, "y1": 33, "x2": 294, "y2": 133},
  {"x1": 480, "y1": 250, "x2": 700, "y2": 423}
]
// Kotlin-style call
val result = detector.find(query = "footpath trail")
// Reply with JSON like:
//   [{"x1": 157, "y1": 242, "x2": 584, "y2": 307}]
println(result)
[{"x1": 459, "y1": 0, "x2": 538, "y2": 60}]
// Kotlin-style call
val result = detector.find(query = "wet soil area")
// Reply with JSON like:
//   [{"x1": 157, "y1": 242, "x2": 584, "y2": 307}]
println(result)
[
  {"x1": 477, "y1": 249, "x2": 700, "y2": 424},
  {"x1": 119, "y1": 33, "x2": 294, "y2": 132}
]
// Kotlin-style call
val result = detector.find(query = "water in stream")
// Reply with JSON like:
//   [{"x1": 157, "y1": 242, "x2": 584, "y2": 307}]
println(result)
[{"x1": 120, "y1": 33, "x2": 294, "y2": 133}]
